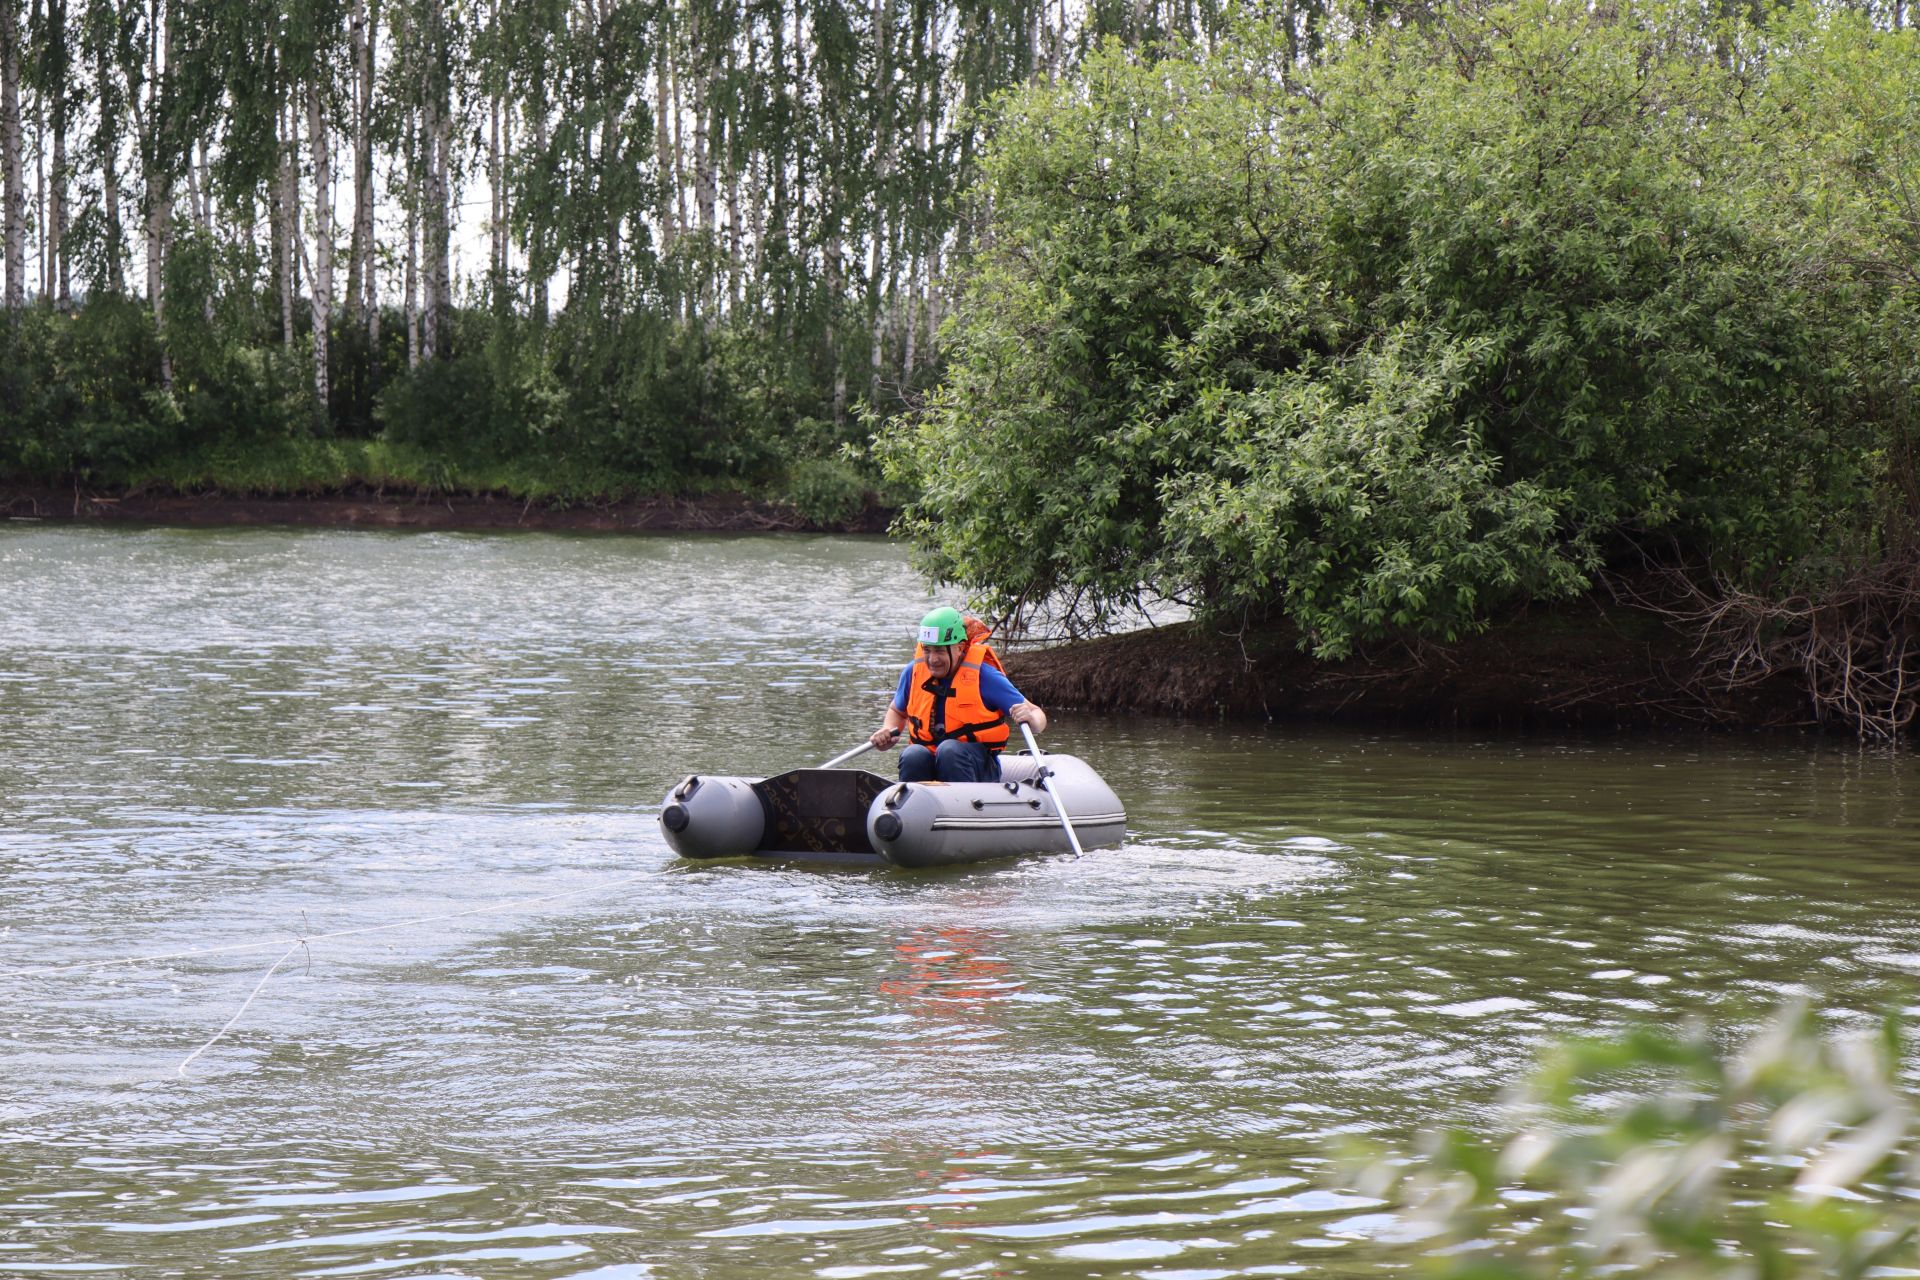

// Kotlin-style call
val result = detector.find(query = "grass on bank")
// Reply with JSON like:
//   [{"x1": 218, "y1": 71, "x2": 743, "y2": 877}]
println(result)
[{"x1": 97, "y1": 437, "x2": 876, "y2": 523}]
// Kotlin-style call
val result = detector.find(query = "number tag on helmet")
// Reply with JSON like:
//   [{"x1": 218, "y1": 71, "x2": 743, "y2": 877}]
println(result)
[{"x1": 917, "y1": 625, "x2": 945, "y2": 644}]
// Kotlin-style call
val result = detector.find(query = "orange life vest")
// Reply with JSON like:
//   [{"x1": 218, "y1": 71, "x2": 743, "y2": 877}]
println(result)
[{"x1": 905, "y1": 617, "x2": 1012, "y2": 752}]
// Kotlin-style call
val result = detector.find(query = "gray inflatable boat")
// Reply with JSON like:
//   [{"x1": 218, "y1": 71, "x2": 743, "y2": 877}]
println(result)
[{"x1": 659, "y1": 751, "x2": 1125, "y2": 868}]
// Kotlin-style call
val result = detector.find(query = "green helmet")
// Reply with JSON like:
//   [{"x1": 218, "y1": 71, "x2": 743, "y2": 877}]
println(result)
[{"x1": 917, "y1": 606, "x2": 968, "y2": 648}]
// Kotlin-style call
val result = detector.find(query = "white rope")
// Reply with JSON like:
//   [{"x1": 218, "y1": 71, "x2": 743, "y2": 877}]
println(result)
[
  {"x1": 176, "y1": 940, "x2": 306, "y2": 1078},
  {"x1": 2, "y1": 868, "x2": 669, "y2": 1076}
]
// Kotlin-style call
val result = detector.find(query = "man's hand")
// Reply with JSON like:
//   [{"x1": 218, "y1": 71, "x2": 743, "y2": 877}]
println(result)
[
  {"x1": 1008, "y1": 702, "x2": 1047, "y2": 732},
  {"x1": 869, "y1": 726, "x2": 902, "y2": 751}
]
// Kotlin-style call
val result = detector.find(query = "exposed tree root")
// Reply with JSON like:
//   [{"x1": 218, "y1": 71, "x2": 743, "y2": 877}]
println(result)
[{"x1": 1605, "y1": 558, "x2": 1920, "y2": 743}]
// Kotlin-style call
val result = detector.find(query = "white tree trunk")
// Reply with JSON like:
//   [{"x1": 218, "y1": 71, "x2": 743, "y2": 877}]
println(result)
[
  {"x1": 692, "y1": 7, "x2": 713, "y2": 241},
  {"x1": 279, "y1": 96, "x2": 298, "y2": 348},
  {"x1": 1, "y1": 0, "x2": 23, "y2": 312},
  {"x1": 653, "y1": 10, "x2": 675, "y2": 255},
  {"x1": 404, "y1": 83, "x2": 419, "y2": 370},
  {"x1": 433, "y1": 68, "x2": 451, "y2": 349},
  {"x1": 487, "y1": 0, "x2": 505, "y2": 292},
  {"x1": 725, "y1": 123, "x2": 741, "y2": 310},
  {"x1": 531, "y1": 103, "x2": 548, "y2": 322},
  {"x1": 344, "y1": 0, "x2": 370, "y2": 325},
  {"x1": 186, "y1": 138, "x2": 213, "y2": 321},
  {"x1": 97, "y1": 40, "x2": 124, "y2": 293},
  {"x1": 595, "y1": 0, "x2": 618, "y2": 296},
  {"x1": 142, "y1": 0, "x2": 170, "y2": 391},
  {"x1": 490, "y1": 94, "x2": 506, "y2": 287},
  {"x1": 419, "y1": 34, "x2": 449, "y2": 363},
  {"x1": 746, "y1": 148, "x2": 764, "y2": 297},
  {"x1": 308, "y1": 76, "x2": 332, "y2": 414},
  {"x1": 405, "y1": 190, "x2": 418, "y2": 369},
  {"x1": 34, "y1": 55, "x2": 44, "y2": 300},
  {"x1": 51, "y1": 69, "x2": 65, "y2": 307},
  {"x1": 901, "y1": 257, "x2": 918, "y2": 382}
]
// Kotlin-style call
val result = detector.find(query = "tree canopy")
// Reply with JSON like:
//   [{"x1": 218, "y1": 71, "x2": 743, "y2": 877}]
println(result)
[{"x1": 883, "y1": 0, "x2": 1919, "y2": 672}]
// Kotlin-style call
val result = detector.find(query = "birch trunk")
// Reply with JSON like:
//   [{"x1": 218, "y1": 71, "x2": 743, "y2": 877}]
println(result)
[
  {"x1": 746, "y1": 147, "x2": 764, "y2": 298},
  {"x1": 724, "y1": 27, "x2": 742, "y2": 309},
  {"x1": 901, "y1": 255, "x2": 917, "y2": 382},
  {"x1": 419, "y1": 88, "x2": 434, "y2": 359},
  {"x1": 269, "y1": 127, "x2": 286, "y2": 340},
  {"x1": 595, "y1": 0, "x2": 618, "y2": 300},
  {"x1": 412, "y1": 18, "x2": 441, "y2": 364},
  {"x1": 486, "y1": 0, "x2": 504, "y2": 295},
  {"x1": 531, "y1": 103, "x2": 548, "y2": 322},
  {"x1": 146, "y1": 156, "x2": 172, "y2": 390},
  {"x1": 35, "y1": 30, "x2": 45, "y2": 300},
  {"x1": 405, "y1": 166, "x2": 418, "y2": 369},
  {"x1": 692, "y1": 7, "x2": 713, "y2": 242},
  {"x1": 725, "y1": 122, "x2": 741, "y2": 310},
  {"x1": 51, "y1": 120, "x2": 63, "y2": 306},
  {"x1": 668, "y1": 27, "x2": 686, "y2": 264},
  {"x1": 49, "y1": 0, "x2": 65, "y2": 308},
  {"x1": 307, "y1": 76, "x2": 331, "y2": 415},
  {"x1": 827, "y1": 202, "x2": 845, "y2": 424},
  {"x1": 361, "y1": 0, "x2": 377, "y2": 345},
  {"x1": 653, "y1": 8, "x2": 675, "y2": 255},
  {"x1": 867, "y1": 0, "x2": 894, "y2": 404},
  {"x1": 2, "y1": 0, "x2": 23, "y2": 311},
  {"x1": 433, "y1": 62, "x2": 450, "y2": 353},
  {"x1": 344, "y1": 0, "x2": 369, "y2": 324},
  {"x1": 187, "y1": 137, "x2": 212, "y2": 320},
  {"x1": 142, "y1": 0, "x2": 170, "y2": 390},
  {"x1": 97, "y1": 38, "x2": 123, "y2": 293},
  {"x1": 278, "y1": 96, "x2": 298, "y2": 348},
  {"x1": 489, "y1": 91, "x2": 505, "y2": 291}
]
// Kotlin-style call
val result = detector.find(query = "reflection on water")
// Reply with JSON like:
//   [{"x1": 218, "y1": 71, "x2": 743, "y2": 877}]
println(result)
[{"x1": 1, "y1": 525, "x2": 1917, "y2": 1277}]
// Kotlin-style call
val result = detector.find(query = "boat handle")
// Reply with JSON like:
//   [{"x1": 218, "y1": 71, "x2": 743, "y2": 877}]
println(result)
[
  {"x1": 673, "y1": 774, "x2": 701, "y2": 801},
  {"x1": 972, "y1": 797, "x2": 1044, "y2": 810}
]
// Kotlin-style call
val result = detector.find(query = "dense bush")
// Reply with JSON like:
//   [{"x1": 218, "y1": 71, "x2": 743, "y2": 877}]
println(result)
[
  {"x1": 882, "y1": 1, "x2": 1919, "y2": 659},
  {"x1": 0, "y1": 292, "x2": 880, "y2": 504}
]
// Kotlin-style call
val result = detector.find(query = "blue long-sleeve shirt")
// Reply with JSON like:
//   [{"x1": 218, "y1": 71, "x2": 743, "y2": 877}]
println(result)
[{"x1": 893, "y1": 662, "x2": 1026, "y2": 715}]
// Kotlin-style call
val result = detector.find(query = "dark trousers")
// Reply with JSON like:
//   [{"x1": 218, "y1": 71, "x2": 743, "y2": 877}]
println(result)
[{"x1": 899, "y1": 740, "x2": 1002, "y2": 783}]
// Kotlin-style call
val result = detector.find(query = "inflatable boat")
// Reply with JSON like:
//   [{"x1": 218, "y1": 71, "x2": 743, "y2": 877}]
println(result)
[{"x1": 659, "y1": 751, "x2": 1125, "y2": 868}]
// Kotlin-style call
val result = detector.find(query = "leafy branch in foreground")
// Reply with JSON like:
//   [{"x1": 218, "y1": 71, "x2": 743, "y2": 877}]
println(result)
[{"x1": 1361, "y1": 1006, "x2": 1918, "y2": 1278}]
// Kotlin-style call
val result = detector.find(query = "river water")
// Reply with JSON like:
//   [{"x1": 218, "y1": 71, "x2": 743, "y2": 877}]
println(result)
[{"x1": 2, "y1": 525, "x2": 1917, "y2": 1278}]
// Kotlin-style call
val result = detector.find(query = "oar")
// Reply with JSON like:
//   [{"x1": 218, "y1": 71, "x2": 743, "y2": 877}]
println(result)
[
  {"x1": 817, "y1": 728, "x2": 900, "y2": 769},
  {"x1": 1019, "y1": 722, "x2": 1085, "y2": 857}
]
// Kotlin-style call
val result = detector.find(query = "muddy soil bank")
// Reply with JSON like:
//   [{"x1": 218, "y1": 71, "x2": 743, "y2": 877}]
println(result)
[
  {"x1": 1002, "y1": 601, "x2": 1823, "y2": 736},
  {"x1": 0, "y1": 484, "x2": 891, "y2": 534}
]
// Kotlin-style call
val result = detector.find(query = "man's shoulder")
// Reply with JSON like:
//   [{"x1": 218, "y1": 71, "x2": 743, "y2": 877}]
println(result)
[{"x1": 978, "y1": 663, "x2": 1022, "y2": 702}]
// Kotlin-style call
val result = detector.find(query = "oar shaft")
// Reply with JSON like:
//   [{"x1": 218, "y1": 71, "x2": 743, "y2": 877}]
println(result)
[
  {"x1": 1020, "y1": 722, "x2": 1085, "y2": 857},
  {"x1": 817, "y1": 741, "x2": 877, "y2": 769}
]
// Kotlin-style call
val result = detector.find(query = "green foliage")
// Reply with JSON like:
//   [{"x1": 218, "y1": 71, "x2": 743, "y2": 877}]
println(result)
[
  {"x1": 1, "y1": 298, "x2": 177, "y2": 479},
  {"x1": 0, "y1": 297, "x2": 313, "y2": 484},
  {"x1": 783, "y1": 455, "x2": 870, "y2": 526},
  {"x1": 1364, "y1": 1006, "x2": 1920, "y2": 1278},
  {"x1": 884, "y1": 3, "x2": 1920, "y2": 655}
]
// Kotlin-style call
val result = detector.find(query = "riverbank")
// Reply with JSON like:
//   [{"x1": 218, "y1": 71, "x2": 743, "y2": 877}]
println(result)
[
  {"x1": 0, "y1": 493, "x2": 1860, "y2": 736},
  {"x1": 0, "y1": 484, "x2": 892, "y2": 534},
  {"x1": 1002, "y1": 597, "x2": 1824, "y2": 736}
]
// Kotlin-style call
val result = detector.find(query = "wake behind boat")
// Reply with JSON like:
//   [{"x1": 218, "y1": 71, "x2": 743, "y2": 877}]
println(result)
[{"x1": 659, "y1": 749, "x2": 1126, "y2": 868}]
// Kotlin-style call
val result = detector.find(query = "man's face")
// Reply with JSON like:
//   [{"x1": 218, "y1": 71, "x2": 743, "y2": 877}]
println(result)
[{"x1": 924, "y1": 643, "x2": 963, "y2": 678}]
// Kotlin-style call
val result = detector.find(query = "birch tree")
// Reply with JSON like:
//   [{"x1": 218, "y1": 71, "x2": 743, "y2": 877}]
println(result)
[{"x1": 1, "y1": 0, "x2": 23, "y2": 312}]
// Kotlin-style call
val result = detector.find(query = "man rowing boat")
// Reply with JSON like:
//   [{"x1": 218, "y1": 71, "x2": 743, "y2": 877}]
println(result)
[{"x1": 868, "y1": 607, "x2": 1048, "y2": 783}]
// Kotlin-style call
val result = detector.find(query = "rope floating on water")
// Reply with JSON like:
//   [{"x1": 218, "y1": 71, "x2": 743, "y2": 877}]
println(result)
[
  {"x1": 175, "y1": 940, "x2": 308, "y2": 1078},
  {"x1": 3, "y1": 869, "x2": 668, "y2": 1076}
]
